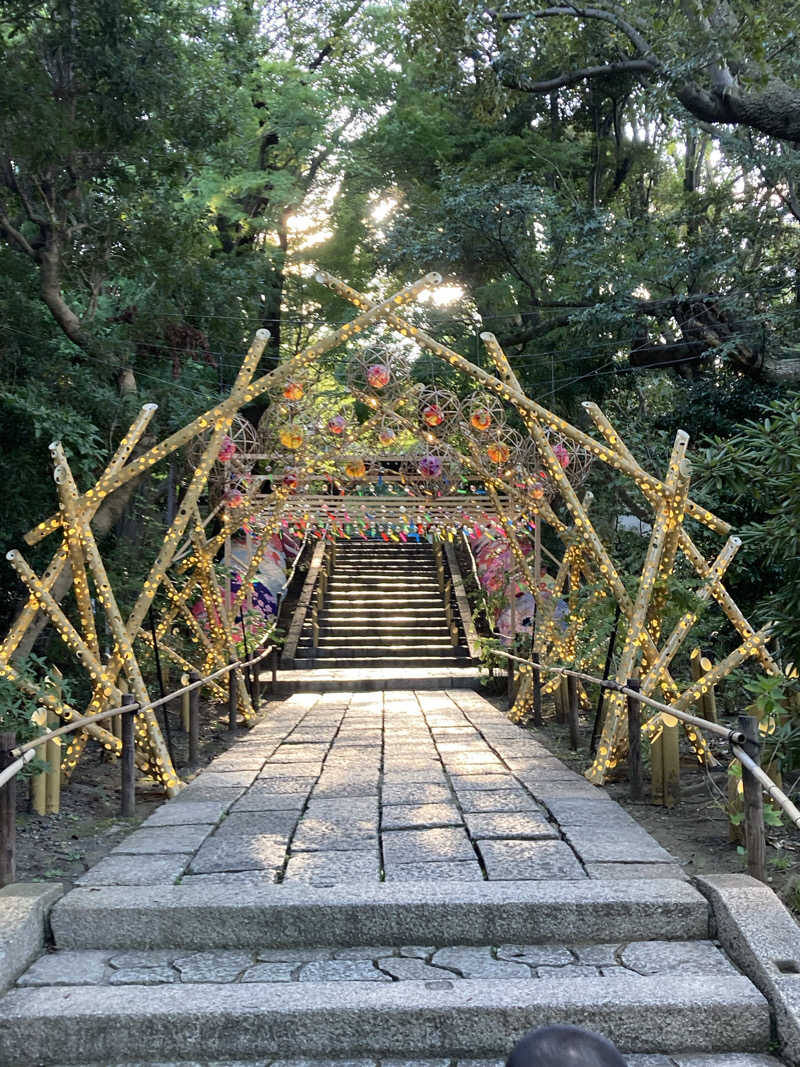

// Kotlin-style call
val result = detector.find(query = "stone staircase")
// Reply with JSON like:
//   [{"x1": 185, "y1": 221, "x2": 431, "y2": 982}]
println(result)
[
  {"x1": 0, "y1": 879, "x2": 777, "y2": 1066},
  {"x1": 0, "y1": 684, "x2": 787, "y2": 1066},
  {"x1": 294, "y1": 539, "x2": 472, "y2": 670}
]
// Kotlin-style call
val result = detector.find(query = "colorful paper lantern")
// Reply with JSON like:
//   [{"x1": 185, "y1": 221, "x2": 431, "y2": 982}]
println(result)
[
  {"x1": 378, "y1": 427, "x2": 396, "y2": 446},
  {"x1": 418, "y1": 454, "x2": 443, "y2": 479},
  {"x1": 366, "y1": 364, "x2": 391, "y2": 389},
  {"x1": 282, "y1": 471, "x2": 299, "y2": 492},
  {"x1": 283, "y1": 381, "x2": 304, "y2": 402},
  {"x1": 554, "y1": 442, "x2": 571, "y2": 469},
  {"x1": 487, "y1": 441, "x2": 510, "y2": 464},
  {"x1": 279, "y1": 426, "x2": 304, "y2": 451},
  {"x1": 423, "y1": 403, "x2": 444, "y2": 427},
  {"x1": 470, "y1": 408, "x2": 492, "y2": 432},
  {"x1": 327, "y1": 414, "x2": 346, "y2": 435},
  {"x1": 218, "y1": 436, "x2": 237, "y2": 462},
  {"x1": 224, "y1": 488, "x2": 245, "y2": 508},
  {"x1": 345, "y1": 459, "x2": 366, "y2": 479}
]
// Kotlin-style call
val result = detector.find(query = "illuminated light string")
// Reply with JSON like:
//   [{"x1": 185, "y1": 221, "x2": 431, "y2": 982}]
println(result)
[{"x1": 0, "y1": 269, "x2": 779, "y2": 794}]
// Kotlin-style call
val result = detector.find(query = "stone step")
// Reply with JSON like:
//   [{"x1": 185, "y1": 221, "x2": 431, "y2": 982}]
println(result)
[
  {"x1": 47, "y1": 881, "x2": 712, "y2": 951},
  {"x1": 34, "y1": 1058, "x2": 789, "y2": 1067},
  {"x1": 294, "y1": 653, "x2": 469, "y2": 661},
  {"x1": 325, "y1": 592, "x2": 444, "y2": 603},
  {"x1": 320, "y1": 609, "x2": 449, "y2": 620},
  {"x1": 307, "y1": 623, "x2": 456, "y2": 631},
  {"x1": 327, "y1": 582, "x2": 443, "y2": 593},
  {"x1": 0, "y1": 973, "x2": 770, "y2": 1064}
]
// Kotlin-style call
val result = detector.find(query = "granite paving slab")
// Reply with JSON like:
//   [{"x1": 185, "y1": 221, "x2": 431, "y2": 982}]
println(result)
[
  {"x1": 76, "y1": 854, "x2": 189, "y2": 886},
  {"x1": 477, "y1": 839, "x2": 586, "y2": 880},
  {"x1": 111, "y1": 826, "x2": 212, "y2": 855},
  {"x1": 215, "y1": 813, "x2": 300, "y2": 838},
  {"x1": 282, "y1": 849, "x2": 379, "y2": 885},
  {"x1": 382, "y1": 828, "x2": 476, "y2": 865},
  {"x1": 188, "y1": 836, "x2": 288, "y2": 874},
  {"x1": 382, "y1": 804, "x2": 462, "y2": 830},
  {"x1": 463, "y1": 812, "x2": 557, "y2": 841},
  {"x1": 141, "y1": 801, "x2": 229, "y2": 827}
]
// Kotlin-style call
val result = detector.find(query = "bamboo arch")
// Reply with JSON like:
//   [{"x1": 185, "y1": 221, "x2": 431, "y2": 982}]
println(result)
[{"x1": 0, "y1": 270, "x2": 777, "y2": 792}]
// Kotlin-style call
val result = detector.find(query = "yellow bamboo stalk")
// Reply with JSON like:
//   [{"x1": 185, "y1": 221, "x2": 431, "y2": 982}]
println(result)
[
  {"x1": 2, "y1": 404, "x2": 158, "y2": 665},
  {"x1": 589, "y1": 434, "x2": 691, "y2": 780},
  {"x1": 316, "y1": 275, "x2": 729, "y2": 536},
  {"x1": 582, "y1": 401, "x2": 780, "y2": 677},
  {"x1": 25, "y1": 275, "x2": 440, "y2": 547},
  {"x1": 49, "y1": 446, "x2": 180, "y2": 794}
]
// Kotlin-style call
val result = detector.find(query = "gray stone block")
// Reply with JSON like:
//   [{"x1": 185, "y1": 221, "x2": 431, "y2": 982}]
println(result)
[
  {"x1": 0, "y1": 883, "x2": 63, "y2": 994},
  {"x1": 464, "y1": 812, "x2": 556, "y2": 840},
  {"x1": 376, "y1": 957, "x2": 455, "y2": 981},
  {"x1": 247, "y1": 776, "x2": 317, "y2": 794},
  {"x1": 621, "y1": 940, "x2": 737, "y2": 977},
  {"x1": 478, "y1": 839, "x2": 586, "y2": 881},
  {"x1": 241, "y1": 961, "x2": 297, "y2": 982},
  {"x1": 450, "y1": 774, "x2": 521, "y2": 791},
  {"x1": 382, "y1": 828, "x2": 476, "y2": 865},
  {"x1": 695, "y1": 872, "x2": 800, "y2": 1065},
  {"x1": 76, "y1": 855, "x2": 189, "y2": 886},
  {"x1": 215, "y1": 812, "x2": 300, "y2": 838},
  {"x1": 381, "y1": 804, "x2": 462, "y2": 830},
  {"x1": 111, "y1": 826, "x2": 212, "y2": 855},
  {"x1": 173, "y1": 951, "x2": 253, "y2": 982},
  {"x1": 586, "y1": 862, "x2": 687, "y2": 880},
  {"x1": 179, "y1": 871, "x2": 279, "y2": 886},
  {"x1": 188, "y1": 836, "x2": 287, "y2": 874},
  {"x1": 381, "y1": 783, "x2": 452, "y2": 806},
  {"x1": 457, "y1": 790, "x2": 539, "y2": 813},
  {"x1": 430, "y1": 946, "x2": 532, "y2": 980},
  {"x1": 141, "y1": 801, "x2": 229, "y2": 827},
  {"x1": 188, "y1": 770, "x2": 260, "y2": 789},
  {"x1": 496, "y1": 945, "x2": 574, "y2": 967},
  {"x1": 17, "y1": 949, "x2": 108, "y2": 986},
  {"x1": 260, "y1": 761, "x2": 325, "y2": 779},
  {"x1": 50, "y1": 879, "x2": 711, "y2": 950},
  {"x1": 170, "y1": 786, "x2": 245, "y2": 805},
  {"x1": 231, "y1": 791, "x2": 309, "y2": 812},
  {"x1": 282, "y1": 849, "x2": 378, "y2": 886},
  {"x1": 564, "y1": 828, "x2": 675, "y2": 864},
  {"x1": 383, "y1": 861, "x2": 485, "y2": 883},
  {"x1": 297, "y1": 958, "x2": 390, "y2": 982},
  {"x1": 269, "y1": 744, "x2": 330, "y2": 763}
]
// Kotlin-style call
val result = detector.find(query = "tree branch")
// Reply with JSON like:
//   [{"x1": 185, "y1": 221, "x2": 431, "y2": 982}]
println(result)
[{"x1": 495, "y1": 57, "x2": 654, "y2": 93}]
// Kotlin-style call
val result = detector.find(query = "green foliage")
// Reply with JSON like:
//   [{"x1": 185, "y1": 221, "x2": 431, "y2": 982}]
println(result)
[{"x1": 699, "y1": 393, "x2": 800, "y2": 664}]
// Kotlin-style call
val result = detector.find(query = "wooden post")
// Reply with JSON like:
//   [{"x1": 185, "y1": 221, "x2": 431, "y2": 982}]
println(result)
[
  {"x1": 556, "y1": 675, "x2": 569, "y2": 724},
  {"x1": 531, "y1": 652, "x2": 544, "y2": 727},
  {"x1": 627, "y1": 679, "x2": 643, "y2": 801},
  {"x1": 738, "y1": 714, "x2": 766, "y2": 882},
  {"x1": 271, "y1": 647, "x2": 278, "y2": 690},
  {"x1": 45, "y1": 707, "x2": 60, "y2": 815},
  {"x1": 567, "y1": 673, "x2": 580, "y2": 750},
  {"x1": 120, "y1": 695, "x2": 136, "y2": 818},
  {"x1": 181, "y1": 674, "x2": 190, "y2": 732},
  {"x1": 228, "y1": 666, "x2": 237, "y2": 731},
  {"x1": 506, "y1": 657, "x2": 515, "y2": 704},
  {"x1": 31, "y1": 717, "x2": 47, "y2": 816},
  {"x1": 252, "y1": 663, "x2": 261, "y2": 713},
  {"x1": 0, "y1": 730, "x2": 17, "y2": 887},
  {"x1": 188, "y1": 671, "x2": 200, "y2": 765},
  {"x1": 652, "y1": 716, "x2": 681, "y2": 806}
]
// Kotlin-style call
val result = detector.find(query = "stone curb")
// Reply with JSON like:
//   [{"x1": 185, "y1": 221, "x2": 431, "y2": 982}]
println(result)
[
  {"x1": 0, "y1": 973, "x2": 770, "y2": 1065},
  {"x1": 694, "y1": 873, "x2": 800, "y2": 1066},
  {"x1": 0, "y1": 882, "x2": 63, "y2": 994},
  {"x1": 50, "y1": 879, "x2": 709, "y2": 950}
]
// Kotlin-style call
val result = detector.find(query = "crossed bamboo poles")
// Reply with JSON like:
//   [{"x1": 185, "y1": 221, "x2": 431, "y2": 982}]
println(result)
[{"x1": 0, "y1": 267, "x2": 777, "y2": 791}]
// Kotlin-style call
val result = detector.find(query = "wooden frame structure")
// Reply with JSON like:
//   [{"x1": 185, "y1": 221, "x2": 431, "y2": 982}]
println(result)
[{"x1": 0, "y1": 270, "x2": 777, "y2": 791}]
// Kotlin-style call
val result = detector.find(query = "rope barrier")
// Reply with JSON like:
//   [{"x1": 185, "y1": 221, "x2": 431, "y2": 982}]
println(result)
[{"x1": 0, "y1": 640, "x2": 275, "y2": 788}]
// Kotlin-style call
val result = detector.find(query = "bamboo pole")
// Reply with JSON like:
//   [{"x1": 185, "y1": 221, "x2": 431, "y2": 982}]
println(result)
[
  {"x1": 315, "y1": 273, "x2": 729, "y2": 536},
  {"x1": 582, "y1": 401, "x2": 781, "y2": 678},
  {"x1": 25, "y1": 275, "x2": 441, "y2": 548}
]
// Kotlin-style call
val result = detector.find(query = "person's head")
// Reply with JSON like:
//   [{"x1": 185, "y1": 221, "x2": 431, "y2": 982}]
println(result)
[{"x1": 506, "y1": 1024, "x2": 628, "y2": 1066}]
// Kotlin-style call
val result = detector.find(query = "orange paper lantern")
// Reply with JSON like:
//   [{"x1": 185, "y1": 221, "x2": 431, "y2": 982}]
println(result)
[
  {"x1": 470, "y1": 408, "x2": 492, "y2": 432},
  {"x1": 345, "y1": 459, "x2": 366, "y2": 479},
  {"x1": 487, "y1": 441, "x2": 510, "y2": 464},
  {"x1": 283, "y1": 381, "x2": 304, "y2": 402},
  {"x1": 279, "y1": 426, "x2": 304, "y2": 450},
  {"x1": 423, "y1": 403, "x2": 444, "y2": 427}
]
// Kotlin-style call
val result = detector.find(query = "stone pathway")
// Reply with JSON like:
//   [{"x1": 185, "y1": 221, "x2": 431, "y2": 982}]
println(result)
[
  {"x1": 75, "y1": 689, "x2": 681, "y2": 888},
  {"x1": 0, "y1": 689, "x2": 790, "y2": 1066}
]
